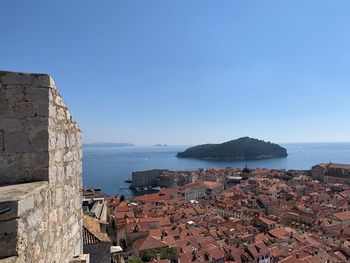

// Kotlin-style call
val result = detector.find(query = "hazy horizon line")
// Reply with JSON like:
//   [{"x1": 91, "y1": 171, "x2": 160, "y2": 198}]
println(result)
[{"x1": 83, "y1": 140, "x2": 350, "y2": 147}]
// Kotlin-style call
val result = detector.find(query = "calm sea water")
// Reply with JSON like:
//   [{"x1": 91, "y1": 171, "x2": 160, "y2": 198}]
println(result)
[{"x1": 83, "y1": 143, "x2": 350, "y2": 196}]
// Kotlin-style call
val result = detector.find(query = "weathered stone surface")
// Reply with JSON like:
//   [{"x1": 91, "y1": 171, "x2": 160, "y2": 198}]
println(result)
[
  {"x1": 1, "y1": 72, "x2": 35, "y2": 86},
  {"x1": 0, "y1": 201, "x2": 18, "y2": 221},
  {"x1": 0, "y1": 71, "x2": 53, "y2": 87},
  {"x1": 70, "y1": 254, "x2": 90, "y2": 263},
  {"x1": 0, "y1": 70, "x2": 83, "y2": 263},
  {"x1": 0, "y1": 256, "x2": 18, "y2": 263},
  {"x1": 31, "y1": 75, "x2": 54, "y2": 87},
  {"x1": 35, "y1": 102, "x2": 49, "y2": 117},
  {"x1": 0, "y1": 102, "x2": 12, "y2": 117},
  {"x1": 0, "y1": 219, "x2": 18, "y2": 258},
  {"x1": 0, "y1": 119, "x2": 22, "y2": 131},
  {"x1": 5, "y1": 87, "x2": 25, "y2": 103},
  {"x1": 30, "y1": 130, "x2": 48, "y2": 151},
  {"x1": 25, "y1": 87, "x2": 49, "y2": 102},
  {"x1": 13, "y1": 102, "x2": 35, "y2": 118},
  {"x1": 0, "y1": 129, "x2": 3, "y2": 152},
  {"x1": 0, "y1": 182, "x2": 47, "y2": 216},
  {"x1": 4, "y1": 131, "x2": 31, "y2": 153}
]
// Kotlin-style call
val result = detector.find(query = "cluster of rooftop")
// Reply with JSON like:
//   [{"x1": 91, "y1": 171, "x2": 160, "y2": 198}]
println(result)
[
  {"x1": 3, "y1": 71, "x2": 350, "y2": 263},
  {"x1": 90, "y1": 164, "x2": 350, "y2": 263}
]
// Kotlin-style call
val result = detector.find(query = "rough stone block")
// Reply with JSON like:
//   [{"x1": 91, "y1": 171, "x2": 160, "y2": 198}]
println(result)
[
  {"x1": 1, "y1": 72, "x2": 35, "y2": 85},
  {"x1": 0, "y1": 219, "x2": 18, "y2": 258},
  {"x1": 0, "y1": 102, "x2": 12, "y2": 117},
  {"x1": 0, "y1": 256, "x2": 18, "y2": 263},
  {"x1": 57, "y1": 107, "x2": 66, "y2": 121},
  {"x1": 35, "y1": 102, "x2": 49, "y2": 117},
  {"x1": 70, "y1": 254, "x2": 90, "y2": 263},
  {"x1": 13, "y1": 102, "x2": 35, "y2": 118},
  {"x1": 0, "y1": 182, "x2": 47, "y2": 221},
  {"x1": 56, "y1": 132, "x2": 66, "y2": 149},
  {"x1": 26, "y1": 87, "x2": 49, "y2": 102},
  {"x1": 30, "y1": 129, "x2": 48, "y2": 151},
  {"x1": 31, "y1": 74, "x2": 54, "y2": 88},
  {"x1": 4, "y1": 131, "x2": 31, "y2": 153},
  {"x1": 5, "y1": 86, "x2": 25, "y2": 103},
  {"x1": 0, "y1": 201, "x2": 18, "y2": 221},
  {"x1": 0, "y1": 119, "x2": 22, "y2": 132}
]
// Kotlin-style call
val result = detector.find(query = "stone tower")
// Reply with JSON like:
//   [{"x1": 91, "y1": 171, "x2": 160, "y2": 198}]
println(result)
[{"x1": 0, "y1": 71, "x2": 86, "y2": 263}]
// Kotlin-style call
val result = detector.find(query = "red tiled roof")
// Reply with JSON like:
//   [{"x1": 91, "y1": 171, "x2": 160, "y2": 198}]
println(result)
[
  {"x1": 135, "y1": 189, "x2": 172, "y2": 202},
  {"x1": 268, "y1": 227, "x2": 290, "y2": 239},
  {"x1": 133, "y1": 235, "x2": 169, "y2": 252},
  {"x1": 279, "y1": 255, "x2": 303, "y2": 263},
  {"x1": 334, "y1": 211, "x2": 350, "y2": 221},
  {"x1": 205, "y1": 244, "x2": 224, "y2": 260},
  {"x1": 247, "y1": 241, "x2": 269, "y2": 258}
]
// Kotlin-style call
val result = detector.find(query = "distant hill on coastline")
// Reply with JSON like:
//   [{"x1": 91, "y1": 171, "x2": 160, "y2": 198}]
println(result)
[
  {"x1": 153, "y1": 144, "x2": 168, "y2": 147},
  {"x1": 177, "y1": 137, "x2": 287, "y2": 160},
  {"x1": 84, "y1": 142, "x2": 135, "y2": 148}
]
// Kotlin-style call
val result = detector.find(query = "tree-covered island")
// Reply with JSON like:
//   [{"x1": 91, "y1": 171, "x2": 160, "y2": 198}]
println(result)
[{"x1": 177, "y1": 137, "x2": 287, "y2": 160}]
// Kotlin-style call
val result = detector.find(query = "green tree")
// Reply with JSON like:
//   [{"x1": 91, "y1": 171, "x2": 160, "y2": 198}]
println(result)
[
  {"x1": 160, "y1": 247, "x2": 178, "y2": 261},
  {"x1": 141, "y1": 249, "x2": 157, "y2": 262}
]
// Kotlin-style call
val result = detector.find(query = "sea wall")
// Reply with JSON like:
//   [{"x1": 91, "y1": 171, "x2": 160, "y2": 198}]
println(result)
[{"x1": 131, "y1": 169, "x2": 166, "y2": 187}]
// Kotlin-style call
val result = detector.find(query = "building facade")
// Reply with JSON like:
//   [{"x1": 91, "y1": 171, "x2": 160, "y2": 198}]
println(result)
[{"x1": 311, "y1": 163, "x2": 350, "y2": 184}]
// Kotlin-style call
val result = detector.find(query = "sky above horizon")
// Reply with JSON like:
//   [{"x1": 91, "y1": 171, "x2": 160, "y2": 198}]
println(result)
[{"x1": 1, "y1": 1, "x2": 350, "y2": 145}]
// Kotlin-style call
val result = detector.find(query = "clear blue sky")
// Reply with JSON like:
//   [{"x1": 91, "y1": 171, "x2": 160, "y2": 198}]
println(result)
[{"x1": 1, "y1": 1, "x2": 350, "y2": 145}]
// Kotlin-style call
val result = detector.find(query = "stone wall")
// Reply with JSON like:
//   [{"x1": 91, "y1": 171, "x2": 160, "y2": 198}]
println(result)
[
  {"x1": 0, "y1": 72, "x2": 52, "y2": 184},
  {"x1": 131, "y1": 169, "x2": 166, "y2": 187},
  {"x1": 47, "y1": 72, "x2": 83, "y2": 261},
  {"x1": 0, "y1": 182, "x2": 49, "y2": 261},
  {"x1": 0, "y1": 71, "x2": 84, "y2": 263}
]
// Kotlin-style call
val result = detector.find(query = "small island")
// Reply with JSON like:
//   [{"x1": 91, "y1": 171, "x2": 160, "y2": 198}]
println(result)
[
  {"x1": 176, "y1": 137, "x2": 287, "y2": 160},
  {"x1": 153, "y1": 144, "x2": 168, "y2": 147}
]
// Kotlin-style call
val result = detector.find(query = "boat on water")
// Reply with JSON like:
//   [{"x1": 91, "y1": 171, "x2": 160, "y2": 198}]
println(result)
[{"x1": 143, "y1": 186, "x2": 148, "y2": 190}]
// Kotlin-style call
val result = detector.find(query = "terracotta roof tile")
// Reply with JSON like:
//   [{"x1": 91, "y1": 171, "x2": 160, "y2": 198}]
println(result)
[{"x1": 133, "y1": 235, "x2": 169, "y2": 252}]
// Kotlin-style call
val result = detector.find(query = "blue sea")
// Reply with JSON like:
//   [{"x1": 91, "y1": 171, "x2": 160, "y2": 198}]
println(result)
[{"x1": 83, "y1": 143, "x2": 350, "y2": 196}]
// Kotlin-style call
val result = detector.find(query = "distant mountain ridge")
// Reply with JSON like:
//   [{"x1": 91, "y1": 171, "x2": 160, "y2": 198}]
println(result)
[
  {"x1": 84, "y1": 142, "x2": 135, "y2": 148},
  {"x1": 177, "y1": 137, "x2": 287, "y2": 160}
]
